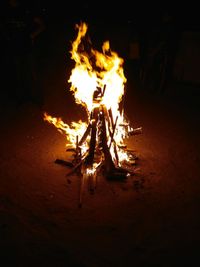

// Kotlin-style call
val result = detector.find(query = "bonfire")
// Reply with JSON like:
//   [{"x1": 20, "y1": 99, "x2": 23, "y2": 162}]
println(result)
[{"x1": 44, "y1": 22, "x2": 142, "y2": 206}]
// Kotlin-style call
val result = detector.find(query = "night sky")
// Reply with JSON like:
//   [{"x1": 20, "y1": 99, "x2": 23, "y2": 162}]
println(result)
[{"x1": 1, "y1": 1, "x2": 199, "y2": 30}]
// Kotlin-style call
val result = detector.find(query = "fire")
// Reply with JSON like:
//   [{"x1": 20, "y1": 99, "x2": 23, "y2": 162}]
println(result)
[
  {"x1": 69, "y1": 24, "x2": 126, "y2": 117},
  {"x1": 44, "y1": 22, "x2": 141, "y2": 183},
  {"x1": 43, "y1": 112, "x2": 88, "y2": 151}
]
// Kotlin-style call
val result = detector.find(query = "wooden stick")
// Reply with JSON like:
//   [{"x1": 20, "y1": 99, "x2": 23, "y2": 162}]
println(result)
[
  {"x1": 78, "y1": 123, "x2": 91, "y2": 146},
  {"x1": 65, "y1": 161, "x2": 82, "y2": 176},
  {"x1": 102, "y1": 84, "x2": 106, "y2": 96},
  {"x1": 99, "y1": 105, "x2": 115, "y2": 172},
  {"x1": 84, "y1": 107, "x2": 98, "y2": 166},
  {"x1": 108, "y1": 108, "x2": 114, "y2": 129},
  {"x1": 55, "y1": 159, "x2": 74, "y2": 167},
  {"x1": 109, "y1": 115, "x2": 118, "y2": 149},
  {"x1": 129, "y1": 127, "x2": 142, "y2": 136}
]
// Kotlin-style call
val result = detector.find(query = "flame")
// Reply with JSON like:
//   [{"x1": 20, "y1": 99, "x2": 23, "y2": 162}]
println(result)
[
  {"x1": 44, "y1": 22, "x2": 133, "y2": 167},
  {"x1": 68, "y1": 22, "x2": 126, "y2": 118},
  {"x1": 43, "y1": 112, "x2": 88, "y2": 150}
]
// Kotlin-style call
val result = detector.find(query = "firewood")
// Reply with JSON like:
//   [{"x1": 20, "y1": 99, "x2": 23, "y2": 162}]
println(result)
[{"x1": 54, "y1": 159, "x2": 74, "y2": 167}]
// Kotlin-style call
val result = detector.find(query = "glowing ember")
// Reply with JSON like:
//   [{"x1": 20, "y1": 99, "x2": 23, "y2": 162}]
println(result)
[{"x1": 44, "y1": 22, "x2": 142, "y2": 205}]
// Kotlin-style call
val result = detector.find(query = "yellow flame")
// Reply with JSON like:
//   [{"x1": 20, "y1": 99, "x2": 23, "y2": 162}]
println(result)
[
  {"x1": 44, "y1": 112, "x2": 87, "y2": 148},
  {"x1": 44, "y1": 22, "x2": 131, "y2": 166},
  {"x1": 68, "y1": 22, "x2": 126, "y2": 118}
]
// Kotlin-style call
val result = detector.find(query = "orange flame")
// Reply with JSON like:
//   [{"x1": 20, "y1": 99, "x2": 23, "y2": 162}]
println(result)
[{"x1": 44, "y1": 22, "x2": 133, "y2": 166}]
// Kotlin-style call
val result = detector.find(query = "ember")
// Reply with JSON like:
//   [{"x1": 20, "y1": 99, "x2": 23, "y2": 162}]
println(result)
[{"x1": 44, "y1": 22, "x2": 142, "y2": 206}]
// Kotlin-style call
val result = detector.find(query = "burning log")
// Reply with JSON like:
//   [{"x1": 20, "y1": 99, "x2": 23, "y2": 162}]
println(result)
[{"x1": 129, "y1": 127, "x2": 143, "y2": 136}]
